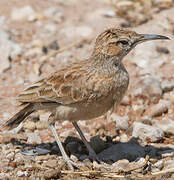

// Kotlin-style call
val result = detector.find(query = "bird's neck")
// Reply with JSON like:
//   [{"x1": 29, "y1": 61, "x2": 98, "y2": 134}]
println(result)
[{"x1": 88, "y1": 52, "x2": 124, "y2": 75}]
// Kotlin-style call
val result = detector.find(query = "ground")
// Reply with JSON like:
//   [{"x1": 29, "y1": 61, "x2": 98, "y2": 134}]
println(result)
[{"x1": 0, "y1": 0, "x2": 174, "y2": 179}]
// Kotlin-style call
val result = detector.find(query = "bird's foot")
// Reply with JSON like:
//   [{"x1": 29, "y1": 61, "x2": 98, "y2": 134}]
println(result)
[{"x1": 79, "y1": 151, "x2": 101, "y2": 163}]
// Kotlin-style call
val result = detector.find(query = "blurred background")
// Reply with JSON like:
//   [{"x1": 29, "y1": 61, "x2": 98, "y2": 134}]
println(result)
[{"x1": 0, "y1": 0, "x2": 174, "y2": 178}]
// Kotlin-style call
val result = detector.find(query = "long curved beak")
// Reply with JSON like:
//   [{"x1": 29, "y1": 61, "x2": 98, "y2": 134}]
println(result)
[{"x1": 138, "y1": 34, "x2": 170, "y2": 43}]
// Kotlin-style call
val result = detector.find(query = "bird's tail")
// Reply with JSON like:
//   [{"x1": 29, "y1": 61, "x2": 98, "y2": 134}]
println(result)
[{"x1": 1, "y1": 103, "x2": 34, "y2": 130}]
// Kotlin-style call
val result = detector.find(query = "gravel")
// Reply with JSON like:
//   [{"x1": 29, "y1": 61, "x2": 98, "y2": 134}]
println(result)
[{"x1": 0, "y1": 0, "x2": 174, "y2": 179}]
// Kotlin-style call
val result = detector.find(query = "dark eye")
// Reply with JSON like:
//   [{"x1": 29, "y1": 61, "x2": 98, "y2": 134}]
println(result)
[{"x1": 117, "y1": 40, "x2": 129, "y2": 46}]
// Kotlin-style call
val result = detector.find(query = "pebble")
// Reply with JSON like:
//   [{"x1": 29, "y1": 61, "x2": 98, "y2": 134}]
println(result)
[
  {"x1": 36, "y1": 121, "x2": 48, "y2": 130},
  {"x1": 0, "y1": 29, "x2": 22, "y2": 74},
  {"x1": 32, "y1": 39, "x2": 43, "y2": 48},
  {"x1": 161, "y1": 151, "x2": 174, "y2": 158},
  {"x1": 112, "y1": 159, "x2": 130, "y2": 172},
  {"x1": 44, "y1": 23, "x2": 57, "y2": 34},
  {"x1": 90, "y1": 9, "x2": 116, "y2": 19},
  {"x1": 156, "y1": 46, "x2": 170, "y2": 54},
  {"x1": 14, "y1": 153, "x2": 24, "y2": 164},
  {"x1": 120, "y1": 134, "x2": 128, "y2": 142},
  {"x1": 0, "y1": 173, "x2": 9, "y2": 179},
  {"x1": 170, "y1": 92, "x2": 174, "y2": 104},
  {"x1": 110, "y1": 114, "x2": 129, "y2": 130},
  {"x1": 120, "y1": 95, "x2": 130, "y2": 105},
  {"x1": 26, "y1": 132, "x2": 41, "y2": 144},
  {"x1": 17, "y1": 170, "x2": 28, "y2": 177},
  {"x1": 153, "y1": 160, "x2": 163, "y2": 170},
  {"x1": 44, "y1": 169, "x2": 61, "y2": 179},
  {"x1": 132, "y1": 104, "x2": 145, "y2": 116},
  {"x1": 163, "y1": 160, "x2": 174, "y2": 170},
  {"x1": 6, "y1": 152, "x2": 15, "y2": 160},
  {"x1": 132, "y1": 122, "x2": 164, "y2": 142},
  {"x1": 23, "y1": 121, "x2": 36, "y2": 131},
  {"x1": 42, "y1": 159, "x2": 58, "y2": 168},
  {"x1": 49, "y1": 40, "x2": 59, "y2": 50},
  {"x1": 103, "y1": 10, "x2": 116, "y2": 17},
  {"x1": 0, "y1": 134, "x2": 12, "y2": 144},
  {"x1": 11, "y1": 6, "x2": 37, "y2": 21},
  {"x1": 153, "y1": 0, "x2": 173, "y2": 8},
  {"x1": 35, "y1": 154, "x2": 51, "y2": 161},
  {"x1": 161, "y1": 80, "x2": 174, "y2": 92},
  {"x1": 133, "y1": 76, "x2": 162, "y2": 103},
  {"x1": 151, "y1": 167, "x2": 160, "y2": 173},
  {"x1": 153, "y1": 117, "x2": 174, "y2": 135},
  {"x1": 43, "y1": 7, "x2": 63, "y2": 23},
  {"x1": 25, "y1": 47, "x2": 42, "y2": 57},
  {"x1": 145, "y1": 100, "x2": 169, "y2": 117},
  {"x1": 0, "y1": 16, "x2": 7, "y2": 28},
  {"x1": 39, "y1": 112, "x2": 50, "y2": 121},
  {"x1": 128, "y1": 158, "x2": 146, "y2": 173}
]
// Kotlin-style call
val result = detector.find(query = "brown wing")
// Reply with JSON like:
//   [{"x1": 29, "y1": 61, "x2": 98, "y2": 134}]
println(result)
[
  {"x1": 17, "y1": 61, "x2": 114, "y2": 105},
  {"x1": 17, "y1": 62, "x2": 91, "y2": 104}
]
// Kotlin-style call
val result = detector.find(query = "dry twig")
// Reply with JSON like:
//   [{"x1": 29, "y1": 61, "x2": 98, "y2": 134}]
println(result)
[{"x1": 61, "y1": 155, "x2": 150, "y2": 178}]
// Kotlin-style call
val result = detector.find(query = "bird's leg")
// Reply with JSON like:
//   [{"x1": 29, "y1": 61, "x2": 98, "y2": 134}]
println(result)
[
  {"x1": 48, "y1": 114, "x2": 74, "y2": 170},
  {"x1": 72, "y1": 121, "x2": 99, "y2": 162}
]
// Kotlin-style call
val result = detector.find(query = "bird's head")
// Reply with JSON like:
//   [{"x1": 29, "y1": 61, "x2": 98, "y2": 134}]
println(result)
[{"x1": 94, "y1": 28, "x2": 169, "y2": 60}]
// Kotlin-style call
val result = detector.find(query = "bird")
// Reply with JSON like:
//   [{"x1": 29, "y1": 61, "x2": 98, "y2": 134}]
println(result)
[{"x1": 1, "y1": 28, "x2": 169, "y2": 170}]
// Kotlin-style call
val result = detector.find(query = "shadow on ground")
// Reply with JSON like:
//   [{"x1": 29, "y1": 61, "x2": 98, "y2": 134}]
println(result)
[{"x1": 11, "y1": 136, "x2": 174, "y2": 164}]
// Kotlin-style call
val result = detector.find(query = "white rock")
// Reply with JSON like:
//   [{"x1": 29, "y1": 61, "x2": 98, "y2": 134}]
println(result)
[
  {"x1": 120, "y1": 134, "x2": 128, "y2": 142},
  {"x1": 132, "y1": 122, "x2": 164, "y2": 142},
  {"x1": 112, "y1": 159, "x2": 130, "y2": 171},
  {"x1": 103, "y1": 10, "x2": 116, "y2": 17},
  {"x1": 0, "y1": 30, "x2": 22, "y2": 74},
  {"x1": 44, "y1": 23, "x2": 57, "y2": 33},
  {"x1": 39, "y1": 112, "x2": 50, "y2": 121},
  {"x1": 43, "y1": 7, "x2": 63, "y2": 23},
  {"x1": 0, "y1": 16, "x2": 7, "y2": 28},
  {"x1": 170, "y1": 92, "x2": 174, "y2": 104},
  {"x1": 153, "y1": 160, "x2": 163, "y2": 170},
  {"x1": 161, "y1": 80, "x2": 174, "y2": 92},
  {"x1": 110, "y1": 114, "x2": 129, "y2": 130},
  {"x1": 6, "y1": 152, "x2": 15, "y2": 159},
  {"x1": 153, "y1": 117, "x2": 174, "y2": 135},
  {"x1": 133, "y1": 76, "x2": 162, "y2": 103},
  {"x1": 17, "y1": 171, "x2": 28, "y2": 177},
  {"x1": 11, "y1": 6, "x2": 37, "y2": 21},
  {"x1": 145, "y1": 100, "x2": 170, "y2": 117},
  {"x1": 163, "y1": 160, "x2": 174, "y2": 170},
  {"x1": 26, "y1": 132, "x2": 41, "y2": 144}
]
